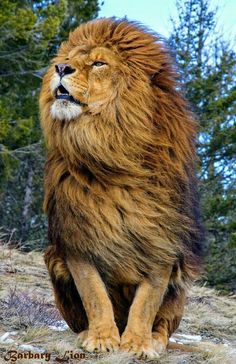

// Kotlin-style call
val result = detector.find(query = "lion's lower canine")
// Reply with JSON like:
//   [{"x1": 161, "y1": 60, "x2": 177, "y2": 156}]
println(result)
[{"x1": 40, "y1": 18, "x2": 204, "y2": 359}]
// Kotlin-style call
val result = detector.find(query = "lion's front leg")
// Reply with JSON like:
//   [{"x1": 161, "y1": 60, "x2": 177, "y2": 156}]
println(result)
[
  {"x1": 120, "y1": 265, "x2": 172, "y2": 359},
  {"x1": 67, "y1": 256, "x2": 120, "y2": 353}
]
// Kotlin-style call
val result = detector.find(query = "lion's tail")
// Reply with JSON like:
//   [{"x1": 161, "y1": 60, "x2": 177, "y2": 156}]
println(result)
[{"x1": 167, "y1": 342, "x2": 201, "y2": 353}]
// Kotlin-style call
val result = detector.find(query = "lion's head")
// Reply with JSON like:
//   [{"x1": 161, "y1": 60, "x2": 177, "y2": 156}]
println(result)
[
  {"x1": 40, "y1": 17, "x2": 197, "y2": 184},
  {"x1": 40, "y1": 18, "x2": 167, "y2": 123}
]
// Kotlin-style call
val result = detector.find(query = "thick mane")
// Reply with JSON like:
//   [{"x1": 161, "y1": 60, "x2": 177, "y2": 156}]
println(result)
[{"x1": 40, "y1": 18, "x2": 203, "y2": 285}]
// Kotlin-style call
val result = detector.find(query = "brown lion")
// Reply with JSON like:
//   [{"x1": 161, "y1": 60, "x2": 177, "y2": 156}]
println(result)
[{"x1": 39, "y1": 18, "x2": 203, "y2": 359}]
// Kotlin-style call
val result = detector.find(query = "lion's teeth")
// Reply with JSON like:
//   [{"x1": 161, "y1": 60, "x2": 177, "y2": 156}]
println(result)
[{"x1": 57, "y1": 89, "x2": 69, "y2": 96}]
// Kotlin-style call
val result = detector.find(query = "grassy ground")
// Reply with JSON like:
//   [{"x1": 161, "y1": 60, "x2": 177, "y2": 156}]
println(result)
[{"x1": 0, "y1": 243, "x2": 236, "y2": 364}]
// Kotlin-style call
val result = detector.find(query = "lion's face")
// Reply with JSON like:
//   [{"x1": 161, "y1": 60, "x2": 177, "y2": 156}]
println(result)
[{"x1": 49, "y1": 46, "x2": 122, "y2": 121}]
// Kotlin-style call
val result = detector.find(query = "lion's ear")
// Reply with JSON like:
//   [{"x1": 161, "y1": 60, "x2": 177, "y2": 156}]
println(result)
[
  {"x1": 151, "y1": 67, "x2": 173, "y2": 93},
  {"x1": 151, "y1": 72, "x2": 159, "y2": 85}
]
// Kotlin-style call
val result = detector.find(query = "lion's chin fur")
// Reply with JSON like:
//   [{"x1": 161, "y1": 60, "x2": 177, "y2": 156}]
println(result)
[{"x1": 50, "y1": 100, "x2": 82, "y2": 120}]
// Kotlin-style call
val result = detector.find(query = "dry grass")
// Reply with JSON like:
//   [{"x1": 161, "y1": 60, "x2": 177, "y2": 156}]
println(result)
[
  {"x1": 21, "y1": 327, "x2": 51, "y2": 343},
  {"x1": 0, "y1": 288, "x2": 61, "y2": 329},
  {"x1": 0, "y1": 243, "x2": 236, "y2": 363}
]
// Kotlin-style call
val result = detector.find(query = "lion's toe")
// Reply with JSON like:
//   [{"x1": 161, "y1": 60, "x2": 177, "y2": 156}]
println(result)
[
  {"x1": 77, "y1": 329, "x2": 89, "y2": 346},
  {"x1": 78, "y1": 326, "x2": 120, "y2": 353},
  {"x1": 120, "y1": 330, "x2": 159, "y2": 359}
]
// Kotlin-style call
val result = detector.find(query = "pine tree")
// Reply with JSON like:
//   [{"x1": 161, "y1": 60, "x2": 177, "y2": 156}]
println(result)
[
  {"x1": 169, "y1": 0, "x2": 236, "y2": 291},
  {"x1": 0, "y1": 0, "x2": 100, "y2": 247}
]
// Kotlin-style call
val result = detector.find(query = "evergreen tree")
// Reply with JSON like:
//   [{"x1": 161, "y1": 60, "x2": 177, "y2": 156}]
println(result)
[
  {"x1": 0, "y1": 0, "x2": 100, "y2": 248},
  {"x1": 169, "y1": 0, "x2": 236, "y2": 291}
]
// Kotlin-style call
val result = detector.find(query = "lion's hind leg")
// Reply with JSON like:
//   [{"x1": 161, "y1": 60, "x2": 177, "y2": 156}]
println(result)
[
  {"x1": 44, "y1": 246, "x2": 88, "y2": 333},
  {"x1": 152, "y1": 285, "x2": 186, "y2": 353}
]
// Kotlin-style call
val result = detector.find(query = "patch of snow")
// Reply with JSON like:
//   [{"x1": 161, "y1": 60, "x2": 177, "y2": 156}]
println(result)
[
  {"x1": 0, "y1": 332, "x2": 15, "y2": 344},
  {"x1": 48, "y1": 320, "x2": 69, "y2": 331},
  {"x1": 0, "y1": 333, "x2": 10, "y2": 342},
  {"x1": 9, "y1": 331, "x2": 18, "y2": 336},
  {"x1": 2, "y1": 338, "x2": 15, "y2": 344},
  {"x1": 173, "y1": 333, "x2": 202, "y2": 343},
  {"x1": 18, "y1": 344, "x2": 45, "y2": 353}
]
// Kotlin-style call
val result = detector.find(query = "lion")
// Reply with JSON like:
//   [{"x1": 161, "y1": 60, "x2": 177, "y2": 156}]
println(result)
[{"x1": 39, "y1": 18, "x2": 204, "y2": 359}]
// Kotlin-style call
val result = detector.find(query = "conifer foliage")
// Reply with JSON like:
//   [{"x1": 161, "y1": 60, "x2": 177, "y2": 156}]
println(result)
[
  {"x1": 0, "y1": 0, "x2": 100, "y2": 248},
  {"x1": 169, "y1": 0, "x2": 236, "y2": 291}
]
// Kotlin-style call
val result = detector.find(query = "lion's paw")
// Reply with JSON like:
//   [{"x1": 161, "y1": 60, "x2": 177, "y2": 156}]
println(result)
[
  {"x1": 120, "y1": 330, "x2": 160, "y2": 359},
  {"x1": 77, "y1": 325, "x2": 120, "y2": 353}
]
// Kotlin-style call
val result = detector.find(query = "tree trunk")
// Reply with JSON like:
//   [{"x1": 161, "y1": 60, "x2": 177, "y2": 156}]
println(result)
[{"x1": 21, "y1": 167, "x2": 33, "y2": 240}]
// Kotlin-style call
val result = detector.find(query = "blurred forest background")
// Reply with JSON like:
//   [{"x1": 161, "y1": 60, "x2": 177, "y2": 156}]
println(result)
[{"x1": 0, "y1": 0, "x2": 235, "y2": 292}]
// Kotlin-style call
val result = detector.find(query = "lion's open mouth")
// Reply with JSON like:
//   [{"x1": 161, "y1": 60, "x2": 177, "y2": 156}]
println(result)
[{"x1": 55, "y1": 84, "x2": 82, "y2": 105}]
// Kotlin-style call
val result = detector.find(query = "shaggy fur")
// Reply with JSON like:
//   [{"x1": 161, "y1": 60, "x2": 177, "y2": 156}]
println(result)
[{"x1": 40, "y1": 18, "x2": 204, "y2": 358}]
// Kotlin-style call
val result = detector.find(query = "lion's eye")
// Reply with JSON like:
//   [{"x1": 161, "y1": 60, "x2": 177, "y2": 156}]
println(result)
[{"x1": 93, "y1": 61, "x2": 106, "y2": 67}]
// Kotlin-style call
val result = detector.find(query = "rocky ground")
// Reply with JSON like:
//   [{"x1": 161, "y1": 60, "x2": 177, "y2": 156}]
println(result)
[{"x1": 0, "y1": 243, "x2": 236, "y2": 364}]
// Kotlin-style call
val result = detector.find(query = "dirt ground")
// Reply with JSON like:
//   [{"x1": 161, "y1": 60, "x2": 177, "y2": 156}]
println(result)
[{"x1": 0, "y1": 243, "x2": 236, "y2": 364}]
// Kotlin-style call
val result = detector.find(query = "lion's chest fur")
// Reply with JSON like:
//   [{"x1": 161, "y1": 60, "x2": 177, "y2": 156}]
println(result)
[{"x1": 47, "y1": 167, "x2": 177, "y2": 284}]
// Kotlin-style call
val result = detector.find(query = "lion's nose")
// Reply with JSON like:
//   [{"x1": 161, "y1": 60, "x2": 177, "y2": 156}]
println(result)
[{"x1": 55, "y1": 63, "x2": 75, "y2": 78}]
